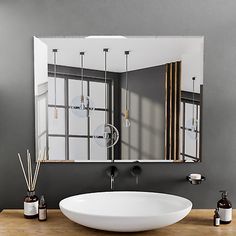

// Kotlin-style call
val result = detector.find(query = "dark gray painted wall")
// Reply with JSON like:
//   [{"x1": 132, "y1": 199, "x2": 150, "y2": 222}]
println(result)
[
  {"x1": 1, "y1": 0, "x2": 236, "y2": 209},
  {"x1": 120, "y1": 66, "x2": 165, "y2": 160}
]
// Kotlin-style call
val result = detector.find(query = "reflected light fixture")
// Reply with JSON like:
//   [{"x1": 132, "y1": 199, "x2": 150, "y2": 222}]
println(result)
[
  {"x1": 52, "y1": 49, "x2": 58, "y2": 119},
  {"x1": 186, "y1": 77, "x2": 198, "y2": 140},
  {"x1": 123, "y1": 51, "x2": 131, "y2": 128},
  {"x1": 93, "y1": 48, "x2": 119, "y2": 149},
  {"x1": 191, "y1": 77, "x2": 197, "y2": 133},
  {"x1": 71, "y1": 52, "x2": 95, "y2": 118}
]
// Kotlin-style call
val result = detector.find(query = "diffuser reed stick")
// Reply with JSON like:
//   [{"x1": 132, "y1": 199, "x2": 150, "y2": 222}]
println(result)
[
  {"x1": 17, "y1": 149, "x2": 44, "y2": 191},
  {"x1": 32, "y1": 152, "x2": 42, "y2": 190},
  {"x1": 27, "y1": 150, "x2": 33, "y2": 191},
  {"x1": 17, "y1": 153, "x2": 30, "y2": 191}
]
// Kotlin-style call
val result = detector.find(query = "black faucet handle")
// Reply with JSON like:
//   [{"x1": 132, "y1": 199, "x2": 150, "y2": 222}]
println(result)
[
  {"x1": 130, "y1": 165, "x2": 142, "y2": 177},
  {"x1": 106, "y1": 166, "x2": 118, "y2": 178}
]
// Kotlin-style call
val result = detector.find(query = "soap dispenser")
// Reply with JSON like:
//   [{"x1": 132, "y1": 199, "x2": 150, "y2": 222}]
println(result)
[{"x1": 217, "y1": 190, "x2": 232, "y2": 224}]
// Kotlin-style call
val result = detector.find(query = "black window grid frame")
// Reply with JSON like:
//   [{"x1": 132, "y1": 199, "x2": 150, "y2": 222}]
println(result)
[{"x1": 47, "y1": 66, "x2": 120, "y2": 161}]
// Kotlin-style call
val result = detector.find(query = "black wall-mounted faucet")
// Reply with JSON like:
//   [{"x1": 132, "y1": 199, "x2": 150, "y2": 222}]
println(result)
[
  {"x1": 130, "y1": 165, "x2": 142, "y2": 185},
  {"x1": 106, "y1": 166, "x2": 118, "y2": 190}
]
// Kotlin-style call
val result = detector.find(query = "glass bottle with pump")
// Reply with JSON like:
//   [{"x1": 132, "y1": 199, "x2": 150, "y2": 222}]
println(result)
[
  {"x1": 217, "y1": 190, "x2": 232, "y2": 224},
  {"x1": 24, "y1": 190, "x2": 39, "y2": 219}
]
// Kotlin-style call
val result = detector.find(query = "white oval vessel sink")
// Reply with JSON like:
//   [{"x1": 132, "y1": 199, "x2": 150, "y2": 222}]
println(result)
[{"x1": 59, "y1": 191, "x2": 192, "y2": 232}]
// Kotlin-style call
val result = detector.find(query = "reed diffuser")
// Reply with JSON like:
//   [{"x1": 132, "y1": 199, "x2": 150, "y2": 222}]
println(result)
[{"x1": 17, "y1": 149, "x2": 44, "y2": 218}]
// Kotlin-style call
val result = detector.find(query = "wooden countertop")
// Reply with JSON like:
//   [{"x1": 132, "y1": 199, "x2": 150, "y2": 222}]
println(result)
[{"x1": 0, "y1": 209, "x2": 235, "y2": 236}]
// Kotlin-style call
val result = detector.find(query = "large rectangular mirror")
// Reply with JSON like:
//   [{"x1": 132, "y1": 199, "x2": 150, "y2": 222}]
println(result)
[{"x1": 34, "y1": 36, "x2": 204, "y2": 162}]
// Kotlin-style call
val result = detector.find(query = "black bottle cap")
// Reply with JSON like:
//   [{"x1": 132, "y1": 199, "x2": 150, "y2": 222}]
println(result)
[{"x1": 39, "y1": 195, "x2": 46, "y2": 206}]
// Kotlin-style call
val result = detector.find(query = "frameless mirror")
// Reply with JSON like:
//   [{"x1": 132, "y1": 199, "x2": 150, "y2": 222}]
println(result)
[{"x1": 34, "y1": 36, "x2": 204, "y2": 162}]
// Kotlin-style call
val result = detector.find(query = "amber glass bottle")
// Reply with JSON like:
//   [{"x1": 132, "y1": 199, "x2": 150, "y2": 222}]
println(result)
[
  {"x1": 217, "y1": 191, "x2": 232, "y2": 224},
  {"x1": 214, "y1": 208, "x2": 220, "y2": 226},
  {"x1": 38, "y1": 195, "x2": 47, "y2": 221},
  {"x1": 24, "y1": 191, "x2": 39, "y2": 219}
]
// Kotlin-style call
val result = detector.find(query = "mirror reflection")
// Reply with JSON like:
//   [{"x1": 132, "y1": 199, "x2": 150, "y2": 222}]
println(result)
[{"x1": 34, "y1": 36, "x2": 204, "y2": 162}]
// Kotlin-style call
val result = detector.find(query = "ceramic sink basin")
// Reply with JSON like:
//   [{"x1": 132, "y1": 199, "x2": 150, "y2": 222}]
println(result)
[{"x1": 59, "y1": 191, "x2": 192, "y2": 232}]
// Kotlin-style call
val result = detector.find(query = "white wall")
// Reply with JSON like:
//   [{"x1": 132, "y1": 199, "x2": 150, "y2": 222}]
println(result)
[
  {"x1": 34, "y1": 37, "x2": 48, "y2": 95},
  {"x1": 181, "y1": 51, "x2": 203, "y2": 93}
]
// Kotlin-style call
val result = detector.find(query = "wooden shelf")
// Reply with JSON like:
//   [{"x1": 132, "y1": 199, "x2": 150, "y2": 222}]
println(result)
[{"x1": 0, "y1": 209, "x2": 235, "y2": 235}]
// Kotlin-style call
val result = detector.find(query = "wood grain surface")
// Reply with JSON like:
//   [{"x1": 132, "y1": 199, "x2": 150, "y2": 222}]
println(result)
[{"x1": 0, "y1": 209, "x2": 235, "y2": 236}]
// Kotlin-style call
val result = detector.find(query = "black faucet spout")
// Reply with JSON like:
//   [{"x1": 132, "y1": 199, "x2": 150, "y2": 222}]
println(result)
[{"x1": 130, "y1": 165, "x2": 142, "y2": 185}]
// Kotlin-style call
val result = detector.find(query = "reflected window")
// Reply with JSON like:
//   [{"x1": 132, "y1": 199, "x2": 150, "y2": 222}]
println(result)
[
  {"x1": 47, "y1": 70, "x2": 115, "y2": 160},
  {"x1": 180, "y1": 89, "x2": 202, "y2": 162}
]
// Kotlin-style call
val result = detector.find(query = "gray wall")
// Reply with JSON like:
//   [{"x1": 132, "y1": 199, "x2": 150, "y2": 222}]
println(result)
[
  {"x1": 1, "y1": 0, "x2": 236, "y2": 209},
  {"x1": 120, "y1": 66, "x2": 165, "y2": 160}
]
